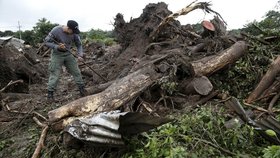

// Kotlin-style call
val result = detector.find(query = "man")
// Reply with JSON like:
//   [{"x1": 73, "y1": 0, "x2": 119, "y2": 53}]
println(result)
[{"x1": 44, "y1": 20, "x2": 86, "y2": 102}]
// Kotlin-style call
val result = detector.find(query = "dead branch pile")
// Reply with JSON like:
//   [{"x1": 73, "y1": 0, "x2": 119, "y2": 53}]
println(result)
[{"x1": 47, "y1": 2, "x2": 248, "y2": 143}]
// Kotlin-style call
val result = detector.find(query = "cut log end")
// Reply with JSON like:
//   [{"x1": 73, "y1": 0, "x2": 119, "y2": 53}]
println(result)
[
  {"x1": 180, "y1": 76, "x2": 213, "y2": 96},
  {"x1": 202, "y1": 20, "x2": 215, "y2": 31},
  {"x1": 192, "y1": 76, "x2": 213, "y2": 95}
]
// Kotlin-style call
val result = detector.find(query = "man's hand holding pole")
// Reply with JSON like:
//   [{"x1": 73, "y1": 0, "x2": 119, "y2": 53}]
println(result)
[
  {"x1": 77, "y1": 56, "x2": 84, "y2": 62},
  {"x1": 57, "y1": 43, "x2": 67, "y2": 52}
]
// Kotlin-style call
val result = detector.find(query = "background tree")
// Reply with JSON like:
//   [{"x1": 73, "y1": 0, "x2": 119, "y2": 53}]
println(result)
[
  {"x1": 14, "y1": 30, "x2": 36, "y2": 45},
  {"x1": 0, "y1": 30, "x2": 14, "y2": 37},
  {"x1": 84, "y1": 29, "x2": 115, "y2": 46},
  {"x1": 242, "y1": 10, "x2": 280, "y2": 36},
  {"x1": 32, "y1": 18, "x2": 58, "y2": 46}
]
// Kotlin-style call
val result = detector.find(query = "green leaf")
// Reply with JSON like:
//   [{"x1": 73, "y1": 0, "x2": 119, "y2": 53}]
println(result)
[{"x1": 265, "y1": 129, "x2": 277, "y2": 137}]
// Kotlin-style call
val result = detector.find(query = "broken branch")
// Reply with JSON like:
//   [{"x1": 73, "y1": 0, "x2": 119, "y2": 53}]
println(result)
[
  {"x1": 268, "y1": 91, "x2": 280, "y2": 113},
  {"x1": 246, "y1": 56, "x2": 280, "y2": 103},
  {"x1": 31, "y1": 125, "x2": 49, "y2": 158},
  {"x1": 150, "y1": 1, "x2": 225, "y2": 41},
  {"x1": 0, "y1": 80, "x2": 24, "y2": 93},
  {"x1": 190, "y1": 41, "x2": 247, "y2": 76},
  {"x1": 243, "y1": 101, "x2": 269, "y2": 113}
]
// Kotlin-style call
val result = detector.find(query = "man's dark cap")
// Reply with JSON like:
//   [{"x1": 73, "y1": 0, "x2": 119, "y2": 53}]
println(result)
[{"x1": 67, "y1": 20, "x2": 80, "y2": 34}]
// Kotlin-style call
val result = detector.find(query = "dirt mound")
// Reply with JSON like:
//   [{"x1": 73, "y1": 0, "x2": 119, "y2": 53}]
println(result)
[
  {"x1": 0, "y1": 46, "x2": 30, "y2": 93},
  {"x1": 89, "y1": 2, "x2": 234, "y2": 82},
  {"x1": 100, "y1": 3, "x2": 172, "y2": 80}
]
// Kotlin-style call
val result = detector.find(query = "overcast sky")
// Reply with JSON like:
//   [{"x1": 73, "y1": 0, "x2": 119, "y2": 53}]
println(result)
[{"x1": 0, "y1": 0, "x2": 279, "y2": 32}]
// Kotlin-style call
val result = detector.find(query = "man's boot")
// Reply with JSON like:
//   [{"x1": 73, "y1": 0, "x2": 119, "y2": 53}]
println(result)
[
  {"x1": 79, "y1": 86, "x2": 87, "y2": 97},
  {"x1": 47, "y1": 91, "x2": 55, "y2": 103}
]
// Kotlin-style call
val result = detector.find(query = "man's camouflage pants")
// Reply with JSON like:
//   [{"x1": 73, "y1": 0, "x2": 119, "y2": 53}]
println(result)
[{"x1": 47, "y1": 51, "x2": 84, "y2": 92}]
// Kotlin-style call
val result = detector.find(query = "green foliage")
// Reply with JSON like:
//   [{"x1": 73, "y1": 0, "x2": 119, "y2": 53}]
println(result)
[
  {"x1": 13, "y1": 30, "x2": 36, "y2": 45},
  {"x1": 211, "y1": 11, "x2": 280, "y2": 99},
  {"x1": 242, "y1": 11, "x2": 280, "y2": 36},
  {"x1": 266, "y1": 130, "x2": 277, "y2": 137},
  {"x1": 123, "y1": 105, "x2": 267, "y2": 157},
  {"x1": 86, "y1": 29, "x2": 112, "y2": 39},
  {"x1": 0, "y1": 30, "x2": 14, "y2": 36},
  {"x1": 32, "y1": 18, "x2": 58, "y2": 44},
  {"x1": 0, "y1": 18, "x2": 57, "y2": 46},
  {"x1": 84, "y1": 29, "x2": 116, "y2": 46},
  {"x1": 210, "y1": 50, "x2": 269, "y2": 98},
  {"x1": 1, "y1": 18, "x2": 116, "y2": 47},
  {"x1": 259, "y1": 11, "x2": 280, "y2": 29},
  {"x1": 157, "y1": 75, "x2": 178, "y2": 95},
  {"x1": 21, "y1": 30, "x2": 36, "y2": 45},
  {"x1": 0, "y1": 139, "x2": 13, "y2": 151},
  {"x1": 103, "y1": 38, "x2": 116, "y2": 46},
  {"x1": 263, "y1": 145, "x2": 280, "y2": 158}
]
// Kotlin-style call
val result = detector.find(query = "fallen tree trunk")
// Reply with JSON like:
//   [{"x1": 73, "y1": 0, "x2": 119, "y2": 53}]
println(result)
[
  {"x1": 47, "y1": 42, "x2": 246, "y2": 127},
  {"x1": 48, "y1": 65, "x2": 162, "y2": 122},
  {"x1": 259, "y1": 79, "x2": 280, "y2": 102},
  {"x1": 85, "y1": 81, "x2": 113, "y2": 95},
  {"x1": 190, "y1": 41, "x2": 247, "y2": 76},
  {"x1": 246, "y1": 56, "x2": 280, "y2": 103}
]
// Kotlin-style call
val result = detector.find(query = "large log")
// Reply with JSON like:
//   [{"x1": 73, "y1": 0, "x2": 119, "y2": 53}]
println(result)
[
  {"x1": 190, "y1": 41, "x2": 247, "y2": 76},
  {"x1": 85, "y1": 81, "x2": 113, "y2": 95},
  {"x1": 48, "y1": 65, "x2": 161, "y2": 122},
  {"x1": 246, "y1": 56, "x2": 280, "y2": 103}
]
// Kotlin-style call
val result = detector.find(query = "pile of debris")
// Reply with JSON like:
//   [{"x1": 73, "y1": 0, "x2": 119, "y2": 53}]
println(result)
[
  {"x1": 0, "y1": 36, "x2": 47, "y2": 93},
  {"x1": 47, "y1": 1, "x2": 249, "y2": 148},
  {"x1": 1, "y1": 1, "x2": 280, "y2": 158}
]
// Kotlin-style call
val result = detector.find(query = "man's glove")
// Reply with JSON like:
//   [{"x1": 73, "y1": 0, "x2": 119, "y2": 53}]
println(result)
[{"x1": 57, "y1": 43, "x2": 67, "y2": 52}]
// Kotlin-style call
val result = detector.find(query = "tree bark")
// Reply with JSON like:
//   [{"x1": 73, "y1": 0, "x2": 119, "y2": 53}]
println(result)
[
  {"x1": 85, "y1": 81, "x2": 113, "y2": 95},
  {"x1": 190, "y1": 41, "x2": 247, "y2": 76},
  {"x1": 48, "y1": 65, "x2": 161, "y2": 122},
  {"x1": 246, "y1": 56, "x2": 280, "y2": 103},
  {"x1": 259, "y1": 79, "x2": 280, "y2": 102},
  {"x1": 188, "y1": 43, "x2": 206, "y2": 55}
]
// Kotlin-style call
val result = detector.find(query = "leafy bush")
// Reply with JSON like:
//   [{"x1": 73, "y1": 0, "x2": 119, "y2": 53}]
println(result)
[
  {"x1": 211, "y1": 11, "x2": 280, "y2": 99},
  {"x1": 32, "y1": 18, "x2": 58, "y2": 45},
  {"x1": 11, "y1": 18, "x2": 58, "y2": 46},
  {"x1": 84, "y1": 29, "x2": 116, "y2": 46},
  {"x1": 263, "y1": 145, "x2": 280, "y2": 158},
  {"x1": 123, "y1": 105, "x2": 268, "y2": 157}
]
